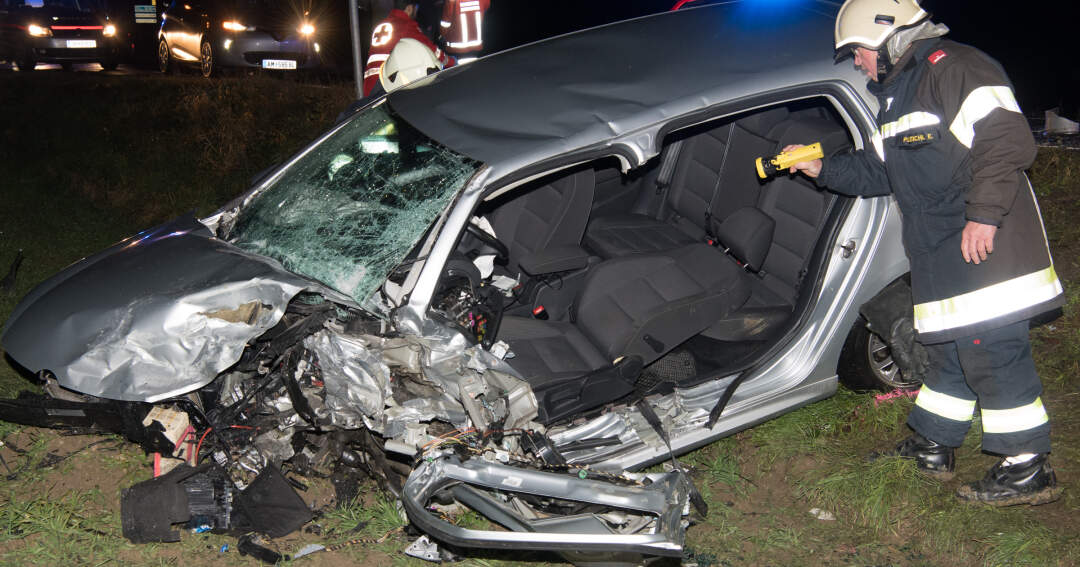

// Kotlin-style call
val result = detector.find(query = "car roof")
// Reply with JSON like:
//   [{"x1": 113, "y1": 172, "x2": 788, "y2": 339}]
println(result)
[{"x1": 388, "y1": 1, "x2": 871, "y2": 183}]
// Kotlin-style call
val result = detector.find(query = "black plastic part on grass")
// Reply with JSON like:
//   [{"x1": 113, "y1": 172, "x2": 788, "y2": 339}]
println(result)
[
  {"x1": 121, "y1": 463, "x2": 206, "y2": 543},
  {"x1": 0, "y1": 392, "x2": 175, "y2": 454},
  {"x1": 237, "y1": 534, "x2": 284, "y2": 564},
  {"x1": 121, "y1": 463, "x2": 311, "y2": 544},
  {"x1": 236, "y1": 465, "x2": 314, "y2": 538}
]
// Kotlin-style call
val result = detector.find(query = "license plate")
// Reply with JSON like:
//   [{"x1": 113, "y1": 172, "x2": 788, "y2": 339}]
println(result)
[
  {"x1": 261, "y1": 59, "x2": 296, "y2": 70},
  {"x1": 66, "y1": 39, "x2": 97, "y2": 48}
]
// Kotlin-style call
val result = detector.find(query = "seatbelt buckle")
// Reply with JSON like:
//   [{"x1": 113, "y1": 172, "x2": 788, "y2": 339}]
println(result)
[{"x1": 532, "y1": 305, "x2": 549, "y2": 320}]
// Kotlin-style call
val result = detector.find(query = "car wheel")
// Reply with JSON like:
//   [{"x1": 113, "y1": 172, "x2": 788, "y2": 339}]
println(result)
[
  {"x1": 100, "y1": 59, "x2": 118, "y2": 71},
  {"x1": 199, "y1": 39, "x2": 214, "y2": 78},
  {"x1": 157, "y1": 38, "x2": 173, "y2": 74},
  {"x1": 838, "y1": 316, "x2": 922, "y2": 392},
  {"x1": 14, "y1": 54, "x2": 35, "y2": 72}
]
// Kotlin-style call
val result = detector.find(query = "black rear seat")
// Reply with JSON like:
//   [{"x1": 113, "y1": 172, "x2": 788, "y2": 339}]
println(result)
[
  {"x1": 583, "y1": 108, "x2": 788, "y2": 259},
  {"x1": 584, "y1": 105, "x2": 852, "y2": 342},
  {"x1": 702, "y1": 116, "x2": 851, "y2": 341}
]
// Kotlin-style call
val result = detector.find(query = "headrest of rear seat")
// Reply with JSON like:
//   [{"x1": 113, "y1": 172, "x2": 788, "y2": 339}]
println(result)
[
  {"x1": 713, "y1": 206, "x2": 775, "y2": 272},
  {"x1": 767, "y1": 118, "x2": 853, "y2": 157},
  {"x1": 735, "y1": 107, "x2": 790, "y2": 138}
]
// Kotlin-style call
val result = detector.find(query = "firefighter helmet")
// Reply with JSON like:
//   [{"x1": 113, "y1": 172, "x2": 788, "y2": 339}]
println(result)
[
  {"x1": 379, "y1": 38, "x2": 444, "y2": 93},
  {"x1": 835, "y1": 0, "x2": 928, "y2": 53}
]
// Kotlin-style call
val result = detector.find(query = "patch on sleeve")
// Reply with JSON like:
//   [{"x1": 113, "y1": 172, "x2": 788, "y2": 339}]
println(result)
[{"x1": 928, "y1": 50, "x2": 948, "y2": 65}]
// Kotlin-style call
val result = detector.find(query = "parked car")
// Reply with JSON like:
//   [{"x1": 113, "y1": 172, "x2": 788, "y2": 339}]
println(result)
[
  {"x1": 3, "y1": 2, "x2": 937, "y2": 561},
  {"x1": 0, "y1": 0, "x2": 121, "y2": 71},
  {"x1": 157, "y1": 0, "x2": 326, "y2": 77}
]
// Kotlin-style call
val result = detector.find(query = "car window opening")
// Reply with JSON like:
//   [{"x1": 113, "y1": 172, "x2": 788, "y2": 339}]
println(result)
[{"x1": 435, "y1": 96, "x2": 857, "y2": 422}]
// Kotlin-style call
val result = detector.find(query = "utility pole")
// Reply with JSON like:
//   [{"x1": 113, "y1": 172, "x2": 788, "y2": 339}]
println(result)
[{"x1": 348, "y1": 0, "x2": 364, "y2": 99}]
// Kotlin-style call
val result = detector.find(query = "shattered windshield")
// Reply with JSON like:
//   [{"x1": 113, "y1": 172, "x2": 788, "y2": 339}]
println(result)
[{"x1": 228, "y1": 104, "x2": 478, "y2": 309}]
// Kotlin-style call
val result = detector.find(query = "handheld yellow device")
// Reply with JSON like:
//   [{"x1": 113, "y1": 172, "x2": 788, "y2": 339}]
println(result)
[{"x1": 755, "y1": 143, "x2": 824, "y2": 179}]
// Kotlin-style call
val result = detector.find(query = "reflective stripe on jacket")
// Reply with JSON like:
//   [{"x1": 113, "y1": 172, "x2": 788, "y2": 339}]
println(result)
[
  {"x1": 440, "y1": 0, "x2": 489, "y2": 55},
  {"x1": 819, "y1": 39, "x2": 1064, "y2": 343}
]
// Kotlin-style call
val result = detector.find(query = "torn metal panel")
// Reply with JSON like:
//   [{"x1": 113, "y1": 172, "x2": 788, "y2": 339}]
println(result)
[
  {"x1": 1, "y1": 216, "x2": 313, "y2": 402},
  {"x1": 370, "y1": 313, "x2": 538, "y2": 435},
  {"x1": 303, "y1": 330, "x2": 393, "y2": 430},
  {"x1": 402, "y1": 455, "x2": 689, "y2": 557}
]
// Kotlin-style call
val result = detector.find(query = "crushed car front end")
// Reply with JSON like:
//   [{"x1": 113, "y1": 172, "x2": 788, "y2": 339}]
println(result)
[{"x1": 0, "y1": 100, "x2": 694, "y2": 560}]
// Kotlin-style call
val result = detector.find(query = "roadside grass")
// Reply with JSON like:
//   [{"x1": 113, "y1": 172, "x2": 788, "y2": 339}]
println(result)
[
  {"x1": 0, "y1": 74, "x2": 1077, "y2": 566},
  {"x1": 322, "y1": 491, "x2": 408, "y2": 540},
  {"x1": 0, "y1": 488, "x2": 120, "y2": 564},
  {"x1": 749, "y1": 386, "x2": 912, "y2": 465}
]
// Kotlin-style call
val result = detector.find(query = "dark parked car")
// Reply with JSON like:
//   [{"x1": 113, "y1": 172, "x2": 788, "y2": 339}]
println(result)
[
  {"x1": 0, "y1": 0, "x2": 121, "y2": 71},
  {"x1": 157, "y1": 0, "x2": 326, "y2": 77},
  {"x1": 3, "y1": 2, "x2": 945, "y2": 561}
]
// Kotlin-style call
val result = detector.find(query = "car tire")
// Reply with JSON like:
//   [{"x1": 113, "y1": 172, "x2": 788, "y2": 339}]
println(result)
[
  {"x1": 15, "y1": 54, "x2": 35, "y2": 72},
  {"x1": 157, "y1": 38, "x2": 173, "y2": 74},
  {"x1": 100, "y1": 59, "x2": 118, "y2": 71},
  {"x1": 200, "y1": 39, "x2": 214, "y2": 78},
  {"x1": 837, "y1": 316, "x2": 922, "y2": 392}
]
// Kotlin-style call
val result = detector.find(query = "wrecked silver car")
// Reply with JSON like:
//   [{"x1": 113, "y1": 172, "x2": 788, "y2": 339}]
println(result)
[{"x1": 1, "y1": 2, "x2": 927, "y2": 562}]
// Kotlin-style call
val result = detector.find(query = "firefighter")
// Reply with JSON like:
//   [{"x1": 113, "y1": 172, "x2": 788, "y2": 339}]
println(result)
[
  {"x1": 379, "y1": 37, "x2": 446, "y2": 93},
  {"x1": 439, "y1": 0, "x2": 490, "y2": 64},
  {"x1": 363, "y1": 0, "x2": 452, "y2": 97},
  {"x1": 787, "y1": 0, "x2": 1065, "y2": 506}
]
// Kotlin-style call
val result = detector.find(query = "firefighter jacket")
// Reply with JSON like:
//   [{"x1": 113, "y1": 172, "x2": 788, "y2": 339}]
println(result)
[
  {"x1": 818, "y1": 38, "x2": 1064, "y2": 344},
  {"x1": 440, "y1": 0, "x2": 489, "y2": 56},
  {"x1": 364, "y1": 9, "x2": 451, "y2": 96}
]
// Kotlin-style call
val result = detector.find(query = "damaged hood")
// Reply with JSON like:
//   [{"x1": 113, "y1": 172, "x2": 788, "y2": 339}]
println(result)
[{"x1": 1, "y1": 215, "x2": 313, "y2": 402}]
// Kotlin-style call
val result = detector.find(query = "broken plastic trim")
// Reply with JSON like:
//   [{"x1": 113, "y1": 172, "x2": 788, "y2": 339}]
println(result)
[{"x1": 402, "y1": 455, "x2": 689, "y2": 557}]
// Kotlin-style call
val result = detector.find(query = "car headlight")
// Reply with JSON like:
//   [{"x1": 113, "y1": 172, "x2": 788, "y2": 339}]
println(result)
[
  {"x1": 103, "y1": 23, "x2": 117, "y2": 37},
  {"x1": 222, "y1": 20, "x2": 249, "y2": 32},
  {"x1": 298, "y1": 23, "x2": 315, "y2": 35},
  {"x1": 27, "y1": 24, "x2": 51, "y2": 37}
]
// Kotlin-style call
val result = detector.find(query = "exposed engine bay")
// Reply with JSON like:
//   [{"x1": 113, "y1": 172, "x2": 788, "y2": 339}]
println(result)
[{"x1": 1, "y1": 284, "x2": 695, "y2": 564}]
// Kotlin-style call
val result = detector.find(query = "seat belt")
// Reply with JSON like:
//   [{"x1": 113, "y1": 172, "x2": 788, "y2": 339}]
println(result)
[
  {"x1": 648, "y1": 139, "x2": 684, "y2": 219},
  {"x1": 703, "y1": 123, "x2": 736, "y2": 238}
]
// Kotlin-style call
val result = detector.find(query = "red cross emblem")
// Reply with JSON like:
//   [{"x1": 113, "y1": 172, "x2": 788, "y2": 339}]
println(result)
[{"x1": 371, "y1": 22, "x2": 394, "y2": 47}]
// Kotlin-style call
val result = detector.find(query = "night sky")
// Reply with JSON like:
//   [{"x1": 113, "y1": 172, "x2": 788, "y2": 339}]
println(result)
[{"x1": 472, "y1": 0, "x2": 1077, "y2": 117}]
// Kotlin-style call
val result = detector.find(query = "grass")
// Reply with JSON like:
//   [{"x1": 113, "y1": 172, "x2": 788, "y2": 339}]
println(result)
[
  {"x1": 0, "y1": 489, "x2": 120, "y2": 564},
  {"x1": 322, "y1": 492, "x2": 408, "y2": 541},
  {"x1": 1, "y1": 73, "x2": 1078, "y2": 566}
]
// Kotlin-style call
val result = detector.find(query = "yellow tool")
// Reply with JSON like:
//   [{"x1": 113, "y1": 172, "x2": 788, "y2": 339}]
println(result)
[{"x1": 755, "y1": 142, "x2": 824, "y2": 179}]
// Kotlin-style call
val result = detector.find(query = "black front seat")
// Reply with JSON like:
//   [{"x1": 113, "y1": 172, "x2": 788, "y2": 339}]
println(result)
[
  {"x1": 498, "y1": 243, "x2": 751, "y2": 423},
  {"x1": 486, "y1": 168, "x2": 595, "y2": 278}
]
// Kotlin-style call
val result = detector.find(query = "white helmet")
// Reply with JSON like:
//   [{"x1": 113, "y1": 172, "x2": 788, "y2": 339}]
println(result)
[
  {"x1": 379, "y1": 38, "x2": 444, "y2": 93},
  {"x1": 835, "y1": 0, "x2": 928, "y2": 53}
]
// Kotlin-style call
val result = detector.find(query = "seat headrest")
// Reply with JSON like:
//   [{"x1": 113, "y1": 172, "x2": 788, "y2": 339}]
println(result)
[
  {"x1": 735, "y1": 107, "x2": 791, "y2": 138},
  {"x1": 767, "y1": 118, "x2": 852, "y2": 157},
  {"x1": 713, "y1": 206, "x2": 775, "y2": 272}
]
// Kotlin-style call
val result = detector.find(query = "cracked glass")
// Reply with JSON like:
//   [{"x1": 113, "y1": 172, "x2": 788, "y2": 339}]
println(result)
[{"x1": 228, "y1": 105, "x2": 478, "y2": 309}]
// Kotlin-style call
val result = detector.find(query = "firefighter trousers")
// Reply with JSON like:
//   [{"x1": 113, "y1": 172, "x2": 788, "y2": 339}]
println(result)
[{"x1": 906, "y1": 319, "x2": 1051, "y2": 456}]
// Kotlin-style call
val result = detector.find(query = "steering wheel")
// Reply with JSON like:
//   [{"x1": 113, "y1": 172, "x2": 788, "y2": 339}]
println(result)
[{"x1": 464, "y1": 222, "x2": 509, "y2": 264}]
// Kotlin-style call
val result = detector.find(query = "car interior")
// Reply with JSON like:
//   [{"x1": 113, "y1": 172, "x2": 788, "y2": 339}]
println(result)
[{"x1": 440, "y1": 97, "x2": 856, "y2": 424}]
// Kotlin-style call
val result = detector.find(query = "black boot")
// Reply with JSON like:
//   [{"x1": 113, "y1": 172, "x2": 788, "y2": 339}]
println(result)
[
  {"x1": 956, "y1": 453, "x2": 1062, "y2": 506},
  {"x1": 873, "y1": 433, "x2": 955, "y2": 479}
]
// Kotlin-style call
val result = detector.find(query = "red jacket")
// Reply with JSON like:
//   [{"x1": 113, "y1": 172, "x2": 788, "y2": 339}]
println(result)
[
  {"x1": 440, "y1": 0, "x2": 490, "y2": 56},
  {"x1": 364, "y1": 9, "x2": 451, "y2": 96}
]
